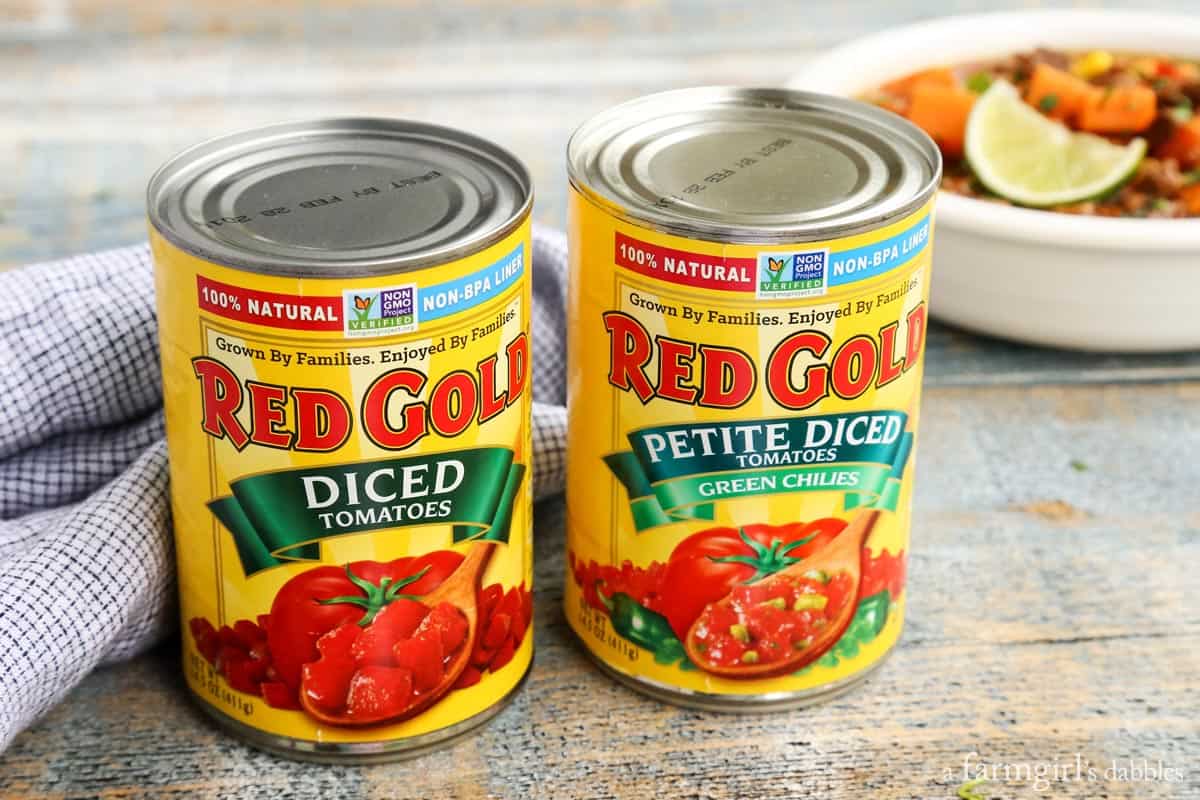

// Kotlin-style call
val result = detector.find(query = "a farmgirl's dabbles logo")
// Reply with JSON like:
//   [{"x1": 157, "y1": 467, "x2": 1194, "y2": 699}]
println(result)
[
  {"x1": 756, "y1": 249, "x2": 829, "y2": 300},
  {"x1": 343, "y1": 284, "x2": 417, "y2": 337}
]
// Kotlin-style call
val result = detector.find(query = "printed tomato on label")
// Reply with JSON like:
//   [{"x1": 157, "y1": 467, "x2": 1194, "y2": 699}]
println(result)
[
  {"x1": 467, "y1": 583, "x2": 532, "y2": 677},
  {"x1": 189, "y1": 569, "x2": 533, "y2": 720},
  {"x1": 861, "y1": 549, "x2": 907, "y2": 601},
  {"x1": 266, "y1": 552, "x2": 464, "y2": 692},
  {"x1": 656, "y1": 518, "x2": 847, "y2": 640},
  {"x1": 569, "y1": 553, "x2": 666, "y2": 614},
  {"x1": 300, "y1": 599, "x2": 472, "y2": 723},
  {"x1": 189, "y1": 615, "x2": 293, "y2": 706}
]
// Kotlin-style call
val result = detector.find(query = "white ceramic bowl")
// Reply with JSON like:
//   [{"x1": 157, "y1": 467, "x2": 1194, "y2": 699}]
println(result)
[{"x1": 789, "y1": 10, "x2": 1200, "y2": 352}]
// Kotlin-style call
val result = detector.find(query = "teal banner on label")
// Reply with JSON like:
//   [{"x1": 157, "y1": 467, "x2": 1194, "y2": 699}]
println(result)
[{"x1": 606, "y1": 412, "x2": 913, "y2": 531}]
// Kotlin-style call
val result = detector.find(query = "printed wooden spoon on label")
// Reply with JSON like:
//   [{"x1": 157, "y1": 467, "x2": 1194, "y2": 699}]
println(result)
[{"x1": 684, "y1": 509, "x2": 882, "y2": 679}]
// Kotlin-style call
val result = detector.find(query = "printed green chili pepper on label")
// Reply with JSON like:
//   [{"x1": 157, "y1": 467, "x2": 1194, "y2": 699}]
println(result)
[
  {"x1": 795, "y1": 589, "x2": 892, "y2": 674},
  {"x1": 597, "y1": 587, "x2": 677, "y2": 652},
  {"x1": 597, "y1": 586, "x2": 695, "y2": 669}
]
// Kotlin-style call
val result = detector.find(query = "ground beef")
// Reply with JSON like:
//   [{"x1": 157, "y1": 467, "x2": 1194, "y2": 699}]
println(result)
[
  {"x1": 940, "y1": 168, "x2": 978, "y2": 197},
  {"x1": 1119, "y1": 187, "x2": 1150, "y2": 214},
  {"x1": 1029, "y1": 48, "x2": 1070, "y2": 71},
  {"x1": 1092, "y1": 66, "x2": 1143, "y2": 89},
  {"x1": 1152, "y1": 79, "x2": 1190, "y2": 107},
  {"x1": 1181, "y1": 80, "x2": 1200, "y2": 106},
  {"x1": 1143, "y1": 113, "x2": 1180, "y2": 152},
  {"x1": 1010, "y1": 50, "x2": 1069, "y2": 83},
  {"x1": 1131, "y1": 157, "x2": 1186, "y2": 196}
]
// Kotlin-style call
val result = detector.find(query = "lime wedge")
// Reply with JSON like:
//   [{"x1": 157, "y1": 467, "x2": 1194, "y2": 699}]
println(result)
[{"x1": 964, "y1": 80, "x2": 1146, "y2": 207}]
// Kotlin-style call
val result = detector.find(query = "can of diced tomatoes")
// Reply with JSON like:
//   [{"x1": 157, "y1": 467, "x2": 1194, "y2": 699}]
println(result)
[
  {"x1": 148, "y1": 119, "x2": 534, "y2": 761},
  {"x1": 565, "y1": 88, "x2": 941, "y2": 710}
]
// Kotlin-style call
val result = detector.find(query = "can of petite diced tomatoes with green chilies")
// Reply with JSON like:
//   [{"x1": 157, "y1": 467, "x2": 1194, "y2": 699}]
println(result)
[
  {"x1": 565, "y1": 89, "x2": 941, "y2": 710},
  {"x1": 147, "y1": 119, "x2": 534, "y2": 760}
]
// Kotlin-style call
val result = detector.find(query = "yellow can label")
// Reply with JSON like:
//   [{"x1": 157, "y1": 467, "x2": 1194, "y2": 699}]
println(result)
[
  {"x1": 152, "y1": 219, "x2": 532, "y2": 744},
  {"x1": 566, "y1": 190, "x2": 932, "y2": 698}
]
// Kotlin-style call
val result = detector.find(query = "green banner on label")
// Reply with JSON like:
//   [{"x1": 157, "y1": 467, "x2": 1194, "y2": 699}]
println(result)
[
  {"x1": 844, "y1": 428, "x2": 913, "y2": 514},
  {"x1": 209, "y1": 448, "x2": 525, "y2": 575},
  {"x1": 605, "y1": 412, "x2": 913, "y2": 531}
]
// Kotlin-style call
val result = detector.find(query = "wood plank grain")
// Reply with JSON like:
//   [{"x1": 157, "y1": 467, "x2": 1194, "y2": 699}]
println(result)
[
  {"x1": 1, "y1": 382, "x2": 1196, "y2": 799},
  {"x1": 2, "y1": 0, "x2": 1197, "y2": 266},
  {"x1": 4, "y1": 1, "x2": 1200, "y2": 378}
]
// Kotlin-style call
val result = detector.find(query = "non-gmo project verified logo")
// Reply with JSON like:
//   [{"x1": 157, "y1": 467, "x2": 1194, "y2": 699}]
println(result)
[
  {"x1": 343, "y1": 285, "x2": 418, "y2": 338},
  {"x1": 756, "y1": 250, "x2": 829, "y2": 300}
]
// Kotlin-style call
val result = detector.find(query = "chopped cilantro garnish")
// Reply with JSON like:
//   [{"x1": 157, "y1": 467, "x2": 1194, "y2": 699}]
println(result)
[
  {"x1": 1169, "y1": 99, "x2": 1194, "y2": 124},
  {"x1": 1070, "y1": 459, "x2": 1089, "y2": 472},
  {"x1": 965, "y1": 72, "x2": 993, "y2": 94},
  {"x1": 1038, "y1": 93, "x2": 1060, "y2": 112}
]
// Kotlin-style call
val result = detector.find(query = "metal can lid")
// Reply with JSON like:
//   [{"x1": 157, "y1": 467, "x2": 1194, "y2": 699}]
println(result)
[
  {"x1": 567, "y1": 88, "x2": 940, "y2": 243},
  {"x1": 148, "y1": 118, "x2": 532, "y2": 276}
]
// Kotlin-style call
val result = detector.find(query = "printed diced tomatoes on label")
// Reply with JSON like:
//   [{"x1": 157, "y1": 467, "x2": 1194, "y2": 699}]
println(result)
[{"x1": 346, "y1": 666, "x2": 416, "y2": 719}]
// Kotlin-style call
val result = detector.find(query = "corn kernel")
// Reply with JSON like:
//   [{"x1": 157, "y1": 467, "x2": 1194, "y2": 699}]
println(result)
[{"x1": 1072, "y1": 50, "x2": 1114, "y2": 79}]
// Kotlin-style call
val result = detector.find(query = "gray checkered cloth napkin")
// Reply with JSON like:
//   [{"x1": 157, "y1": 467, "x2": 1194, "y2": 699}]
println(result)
[{"x1": 0, "y1": 226, "x2": 568, "y2": 750}]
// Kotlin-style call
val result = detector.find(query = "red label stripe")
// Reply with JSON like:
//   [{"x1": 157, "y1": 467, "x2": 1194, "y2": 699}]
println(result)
[
  {"x1": 614, "y1": 232, "x2": 756, "y2": 293},
  {"x1": 196, "y1": 276, "x2": 343, "y2": 331}
]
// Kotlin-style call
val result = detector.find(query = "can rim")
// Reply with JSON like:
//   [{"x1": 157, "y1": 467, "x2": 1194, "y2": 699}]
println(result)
[
  {"x1": 147, "y1": 117, "x2": 534, "y2": 277},
  {"x1": 187, "y1": 657, "x2": 531, "y2": 762},
  {"x1": 566, "y1": 87, "x2": 941, "y2": 244}
]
